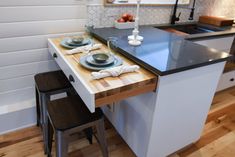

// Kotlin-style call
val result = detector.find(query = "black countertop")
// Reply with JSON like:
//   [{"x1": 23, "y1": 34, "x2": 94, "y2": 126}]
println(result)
[{"x1": 90, "y1": 26, "x2": 232, "y2": 76}]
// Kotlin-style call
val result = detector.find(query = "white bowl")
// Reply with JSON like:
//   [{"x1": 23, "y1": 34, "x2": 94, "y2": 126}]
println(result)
[{"x1": 114, "y1": 21, "x2": 135, "y2": 29}]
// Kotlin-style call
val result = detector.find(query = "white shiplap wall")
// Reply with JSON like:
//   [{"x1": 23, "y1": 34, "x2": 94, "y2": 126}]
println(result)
[{"x1": 0, "y1": 0, "x2": 87, "y2": 134}]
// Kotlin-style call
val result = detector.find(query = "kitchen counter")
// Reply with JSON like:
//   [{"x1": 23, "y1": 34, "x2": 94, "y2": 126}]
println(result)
[
  {"x1": 88, "y1": 26, "x2": 230, "y2": 157},
  {"x1": 90, "y1": 26, "x2": 231, "y2": 76},
  {"x1": 49, "y1": 33, "x2": 227, "y2": 157}
]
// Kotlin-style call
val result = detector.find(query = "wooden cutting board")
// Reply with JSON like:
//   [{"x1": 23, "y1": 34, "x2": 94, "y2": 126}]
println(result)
[{"x1": 199, "y1": 16, "x2": 234, "y2": 27}]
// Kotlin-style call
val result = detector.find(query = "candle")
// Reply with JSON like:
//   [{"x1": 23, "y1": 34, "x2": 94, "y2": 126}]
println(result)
[
  {"x1": 128, "y1": 0, "x2": 143, "y2": 46},
  {"x1": 135, "y1": 0, "x2": 141, "y2": 29}
]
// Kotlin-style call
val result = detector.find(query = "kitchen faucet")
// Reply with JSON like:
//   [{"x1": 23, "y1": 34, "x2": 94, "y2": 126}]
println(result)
[{"x1": 170, "y1": 0, "x2": 196, "y2": 24}]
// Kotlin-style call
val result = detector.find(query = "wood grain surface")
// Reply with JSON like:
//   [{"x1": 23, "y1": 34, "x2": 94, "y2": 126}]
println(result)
[
  {"x1": 49, "y1": 37, "x2": 157, "y2": 107},
  {"x1": 199, "y1": 16, "x2": 234, "y2": 27},
  {"x1": 163, "y1": 28, "x2": 189, "y2": 36}
]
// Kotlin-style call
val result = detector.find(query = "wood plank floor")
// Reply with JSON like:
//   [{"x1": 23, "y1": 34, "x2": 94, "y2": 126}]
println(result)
[{"x1": 1, "y1": 87, "x2": 235, "y2": 157}]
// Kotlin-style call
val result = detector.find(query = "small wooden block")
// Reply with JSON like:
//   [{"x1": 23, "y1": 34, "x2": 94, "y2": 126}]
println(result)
[{"x1": 199, "y1": 16, "x2": 234, "y2": 27}]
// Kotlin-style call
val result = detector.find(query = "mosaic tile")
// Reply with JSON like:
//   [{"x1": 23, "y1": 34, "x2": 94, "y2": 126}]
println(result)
[{"x1": 87, "y1": 0, "x2": 235, "y2": 28}]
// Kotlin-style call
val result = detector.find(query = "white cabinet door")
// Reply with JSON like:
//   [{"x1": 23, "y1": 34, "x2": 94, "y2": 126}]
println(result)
[
  {"x1": 194, "y1": 35, "x2": 234, "y2": 53},
  {"x1": 217, "y1": 70, "x2": 235, "y2": 92},
  {"x1": 194, "y1": 35, "x2": 235, "y2": 92}
]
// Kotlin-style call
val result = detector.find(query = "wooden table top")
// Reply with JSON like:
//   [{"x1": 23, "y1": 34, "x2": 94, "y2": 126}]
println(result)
[{"x1": 49, "y1": 36, "x2": 157, "y2": 108}]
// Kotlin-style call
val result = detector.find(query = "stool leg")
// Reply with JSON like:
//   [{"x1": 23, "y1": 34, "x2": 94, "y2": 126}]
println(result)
[
  {"x1": 38, "y1": 92, "x2": 44, "y2": 129},
  {"x1": 41, "y1": 93, "x2": 50, "y2": 154},
  {"x1": 84, "y1": 127, "x2": 93, "y2": 144},
  {"x1": 66, "y1": 88, "x2": 76, "y2": 96},
  {"x1": 35, "y1": 87, "x2": 40, "y2": 127},
  {"x1": 55, "y1": 131, "x2": 69, "y2": 157},
  {"x1": 47, "y1": 117, "x2": 54, "y2": 157},
  {"x1": 96, "y1": 118, "x2": 109, "y2": 157}
]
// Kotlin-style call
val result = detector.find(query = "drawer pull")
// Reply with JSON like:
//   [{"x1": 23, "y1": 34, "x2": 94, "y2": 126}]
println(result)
[
  {"x1": 53, "y1": 53, "x2": 58, "y2": 58},
  {"x1": 230, "y1": 78, "x2": 234, "y2": 82},
  {"x1": 69, "y1": 75, "x2": 75, "y2": 82}
]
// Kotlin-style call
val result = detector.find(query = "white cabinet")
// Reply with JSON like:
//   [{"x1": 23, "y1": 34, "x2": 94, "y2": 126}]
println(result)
[
  {"x1": 193, "y1": 35, "x2": 235, "y2": 92},
  {"x1": 103, "y1": 62, "x2": 225, "y2": 157},
  {"x1": 194, "y1": 35, "x2": 234, "y2": 53},
  {"x1": 217, "y1": 71, "x2": 235, "y2": 91}
]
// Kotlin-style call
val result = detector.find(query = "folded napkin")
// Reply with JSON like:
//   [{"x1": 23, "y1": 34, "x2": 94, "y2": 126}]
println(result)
[
  {"x1": 65, "y1": 43, "x2": 102, "y2": 55},
  {"x1": 91, "y1": 65, "x2": 140, "y2": 80}
]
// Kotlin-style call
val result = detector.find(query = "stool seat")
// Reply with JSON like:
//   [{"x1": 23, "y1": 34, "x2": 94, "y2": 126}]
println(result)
[
  {"x1": 47, "y1": 96, "x2": 108, "y2": 157},
  {"x1": 35, "y1": 70, "x2": 72, "y2": 93},
  {"x1": 48, "y1": 96, "x2": 103, "y2": 131}
]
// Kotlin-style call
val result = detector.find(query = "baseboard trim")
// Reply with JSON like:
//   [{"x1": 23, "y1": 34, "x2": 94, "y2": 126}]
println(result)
[
  {"x1": 0, "y1": 107, "x2": 37, "y2": 135},
  {"x1": 0, "y1": 122, "x2": 36, "y2": 135}
]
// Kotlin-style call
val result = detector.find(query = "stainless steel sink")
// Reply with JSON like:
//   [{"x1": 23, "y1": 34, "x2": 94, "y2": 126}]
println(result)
[{"x1": 156, "y1": 23, "x2": 225, "y2": 35}]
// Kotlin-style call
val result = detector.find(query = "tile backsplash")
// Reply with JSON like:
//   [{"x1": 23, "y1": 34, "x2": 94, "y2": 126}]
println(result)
[{"x1": 87, "y1": 0, "x2": 235, "y2": 28}]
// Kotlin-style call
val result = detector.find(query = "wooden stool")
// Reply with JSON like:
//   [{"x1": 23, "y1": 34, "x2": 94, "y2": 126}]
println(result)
[
  {"x1": 34, "y1": 70, "x2": 73, "y2": 153},
  {"x1": 46, "y1": 96, "x2": 109, "y2": 157}
]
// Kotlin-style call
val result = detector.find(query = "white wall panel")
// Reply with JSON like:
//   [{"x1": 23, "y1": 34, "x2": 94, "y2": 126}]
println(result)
[
  {"x1": 0, "y1": 75, "x2": 34, "y2": 93},
  {"x1": 0, "y1": 32, "x2": 84, "y2": 53},
  {"x1": 0, "y1": 36, "x2": 47, "y2": 53},
  {"x1": 0, "y1": 0, "x2": 86, "y2": 6},
  {"x1": 0, "y1": 6, "x2": 87, "y2": 23},
  {"x1": 0, "y1": 87, "x2": 34, "y2": 107},
  {"x1": 0, "y1": 98, "x2": 37, "y2": 116},
  {"x1": 0, "y1": 0, "x2": 87, "y2": 134},
  {"x1": 0, "y1": 49, "x2": 52, "y2": 67},
  {"x1": 0, "y1": 60, "x2": 59, "y2": 80},
  {"x1": 0, "y1": 19, "x2": 86, "y2": 38}
]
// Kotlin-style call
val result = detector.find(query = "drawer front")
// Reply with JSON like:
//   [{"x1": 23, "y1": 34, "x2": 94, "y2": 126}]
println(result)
[
  {"x1": 48, "y1": 43, "x2": 96, "y2": 112},
  {"x1": 216, "y1": 71, "x2": 235, "y2": 92},
  {"x1": 194, "y1": 36, "x2": 234, "y2": 53}
]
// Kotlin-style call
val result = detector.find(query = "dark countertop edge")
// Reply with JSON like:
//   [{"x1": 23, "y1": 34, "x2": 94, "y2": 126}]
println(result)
[
  {"x1": 185, "y1": 31, "x2": 235, "y2": 41},
  {"x1": 161, "y1": 58, "x2": 231, "y2": 76},
  {"x1": 148, "y1": 22, "x2": 235, "y2": 41},
  {"x1": 91, "y1": 30, "x2": 233, "y2": 76}
]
